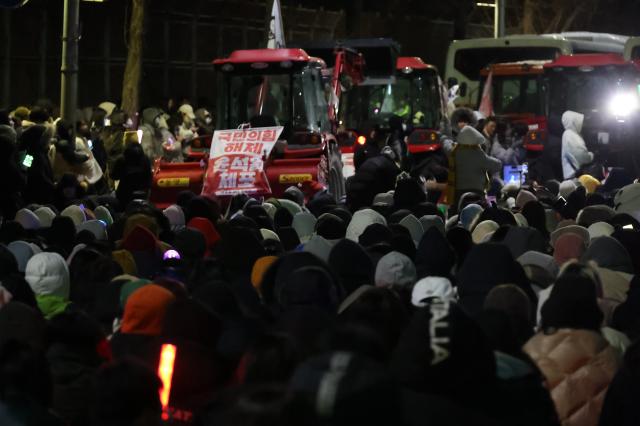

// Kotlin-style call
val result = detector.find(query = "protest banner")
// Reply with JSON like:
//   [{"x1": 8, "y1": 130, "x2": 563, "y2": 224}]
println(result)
[{"x1": 202, "y1": 126, "x2": 283, "y2": 196}]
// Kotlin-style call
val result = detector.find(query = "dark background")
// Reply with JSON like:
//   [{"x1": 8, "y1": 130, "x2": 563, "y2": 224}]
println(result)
[{"x1": 1, "y1": 0, "x2": 638, "y2": 112}]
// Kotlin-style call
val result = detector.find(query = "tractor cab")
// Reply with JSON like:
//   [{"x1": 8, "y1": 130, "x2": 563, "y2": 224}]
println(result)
[
  {"x1": 478, "y1": 61, "x2": 548, "y2": 152},
  {"x1": 213, "y1": 48, "x2": 345, "y2": 199},
  {"x1": 544, "y1": 53, "x2": 640, "y2": 170}
]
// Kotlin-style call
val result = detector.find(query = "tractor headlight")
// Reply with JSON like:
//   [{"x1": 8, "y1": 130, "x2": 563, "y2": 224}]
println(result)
[{"x1": 608, "y1": 93, "x2": 639, "y2": 117}]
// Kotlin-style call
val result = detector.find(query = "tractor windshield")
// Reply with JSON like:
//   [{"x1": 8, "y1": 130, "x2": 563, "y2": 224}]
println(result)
[
  {"x1": 547, "y1": 64, "x2": 640, "y2": 118},
  {"x1": 339, "y1": 72, "x2": 441, "y2": 131},
  {"x1": 480, "y1": 74, "x2": 543, "y2": 116},
  {"x1": 217, "y1": 65, "x2": 330, "y2": 135}
]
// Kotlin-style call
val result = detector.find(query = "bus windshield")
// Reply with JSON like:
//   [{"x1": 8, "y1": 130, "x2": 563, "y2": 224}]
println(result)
[
  {"x1": 217, "y1": 66, "x2": 330, "y2": 134},
  {"x1": 454, "y1": 47, "x2": 561, "y2": 80},
  {"x1": 339, "y1": 73, "x2": 441, "y2": 131},
  {"x1": 546, "y1": 65, "x2": 640, "y2": 117}
]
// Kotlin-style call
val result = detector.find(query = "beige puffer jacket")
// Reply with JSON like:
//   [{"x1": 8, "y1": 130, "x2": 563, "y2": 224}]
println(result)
[{"x1": 523, "y1": 329, "x2": 621, "y2": 426}]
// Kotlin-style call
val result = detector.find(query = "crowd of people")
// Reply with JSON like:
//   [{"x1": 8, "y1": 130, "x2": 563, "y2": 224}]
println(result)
[{"x1": 1, "y1": 98, "x2": 640, "y2": 426}]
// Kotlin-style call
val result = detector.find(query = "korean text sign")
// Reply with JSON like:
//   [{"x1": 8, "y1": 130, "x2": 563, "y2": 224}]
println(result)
[{"x1": 202, "y1": 127, "x2": 283, "y2": 196}]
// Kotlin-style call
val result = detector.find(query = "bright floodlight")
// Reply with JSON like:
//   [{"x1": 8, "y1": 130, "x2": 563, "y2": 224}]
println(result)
[{"x1": 608, "y1": 93, "x2": 639, "y2": 117}]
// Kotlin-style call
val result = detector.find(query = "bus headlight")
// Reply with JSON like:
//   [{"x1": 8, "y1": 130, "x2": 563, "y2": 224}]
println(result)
[{"x1": 608, "y1": 93, "x2": 639, "y2": 117}]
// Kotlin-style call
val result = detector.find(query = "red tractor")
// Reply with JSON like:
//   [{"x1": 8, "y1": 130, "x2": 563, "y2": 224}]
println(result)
[{"x1": 150, "y1": 47, "x2": 363, "y2": 207}]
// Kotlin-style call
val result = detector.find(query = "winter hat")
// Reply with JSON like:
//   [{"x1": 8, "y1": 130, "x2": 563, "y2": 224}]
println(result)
[
  {"x1": 279, "y1": 266, "x2": 339, "y2": 312},
  {"x1": 251, "y1": 256, "x2": 278, "y2": 291},
  {"x1": 484, "y1": 284, "x2": 531, "y2": 325},
  {"x1": 614, "y1": 183, "x2": 640, "y2": 221},
  {"x1": 173, "y1": 228, "x2": 206, "y2": 263},
  {"x1": 60, "y1": 205, "x2": 86, "y2": 227},
  {"x1": 514, "y1": 213, "x2": 528, "y2": 227},
  {"x1": 123, "y1": 213, "x2": 160, "y2": 239},
  {"x1": 458, "y1": 204, "x2": 483, "y2": 230},
  {"x1": 550, "y1": 224, "x2": 590, "y2": 246},
  {"x1": 471, "y1": 220, "x2": 499, "y2": 244},
  {"x1": 316, "y1": 213, "x2": 346, "y2": 240},
  {"x1": 33, "y1": 207, "x2": 56, "y2": 228},
  {"x1": 515, "y1": 190, "x2": 537, "y2": 210},
  {"x1": 457, "y1": 243, "x2": 532, "y2": 316},
  {"x1": 329, "y1": 240, "x2": 374, "y2": 295},
  {"x1": 578, "y1": 174, "x2": 600, "y2": 194},
  {"x1": 412, "y1": 277, "x2": 455, "y2": 306},
  {"x1": 77, "y1": 220, "x2": 107, "y2": 240},
  {"x1": 419, "y1": 215, "x2": 445, "y2": 235},
  {"x1": 187, "y1": 217, "x2": 221, "y2": 252},
  {"x1": 576, "y1": 205, "x2": 616, "y2": 227},
  {"x1": 399, "y1": 214, "x2": 424, "y2": 245},
  {"x1": 278, "y1": 198, "x2": 303, "y2": 216},
  {"x1": 501, "y1": 226, "x2": 548, "y2": 259},
  {"x1": 7, "y1": 241, "x2": 37, "y2": 272},
  {"x1": 583, "y1": 236, "x2": 634, "y2": 274},
  {"x1": 415, "y1": 227, "x2": 455, "y2": 279},
  {"x1": 517, "y1": 251, "x2": 558, "y2": 289},
  {"x1": 112, "y1": 249, "x2": 137, "y2": 276},
  {"x1": 359, "y1": 223, "x2": 392, "y2": 247},
  {"x1": 374, "y1": 251, "x2": 416, "y2": 289},
  {"x1": 559, "y1": 180, "x2": 577, "y2": 199},
  {"x1": 274, "y1": 207, "x2": 294, "y2": 229},
  {"x1": 98, "y1": 101, "x2": 117, "y2": 117},
  {"x1": 303, "y1": 235, "x2": 333, "y2": 263},
  {"x1": 283, "y1": 186, "x2": 306, "y2": 206},
  {"x1": 14, "y1": 208, "x2": 41, "y2": 230},
  {"x1": 119, "y1": 278, "x2": 150, "y2": 309},
  {"x1": 262, "y1": 202, "x2": 277, "y2": 219},
  {"x1": 588, "y1": 221, "x2": 615, "y2": 240},
  {"x1": 276, "y1": 227, "x2": 301, "y2": 251},
  {"x1": 373, "y1": 192, "x2": 394, "y2": 206},
  {"x1": 260, "y1": 228, "x2": 280, "y2": 242},
  {"x1": 553, "y1": 233, "x2": 587, "y2": 266},
  {"x1": 121, "y1": 284, "x2": 175, "y2": 336},
  {"x1": 24, "y1": 252, "x2": 70, "y2": 299},
  {"x1": 292, "y1": 212, "x2": 317, "y2": 242},
  {"x1": 540, "y1": 270, "x2": 603, "y2": 331},
  {"x1": 163, "y1": 205, "x2": 185, "y2": 230},
  {"x1": 346, "y1": 209, "x2": 386, "y2": 242}
]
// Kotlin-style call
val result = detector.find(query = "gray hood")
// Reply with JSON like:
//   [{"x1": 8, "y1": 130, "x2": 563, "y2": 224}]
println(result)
[{"x1": 561, "y1": 110, "x2": 584, "y2": 133}]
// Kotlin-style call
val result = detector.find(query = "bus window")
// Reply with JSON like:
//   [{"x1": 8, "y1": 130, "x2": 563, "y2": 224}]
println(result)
[{"x1": 454, "y1": 47, "x2": 561, "y2": 80}]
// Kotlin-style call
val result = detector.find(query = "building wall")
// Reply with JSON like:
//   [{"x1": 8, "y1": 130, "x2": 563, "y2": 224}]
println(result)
[{"x1": 1, "y1": 0, "x2": 489, "y2": 112}]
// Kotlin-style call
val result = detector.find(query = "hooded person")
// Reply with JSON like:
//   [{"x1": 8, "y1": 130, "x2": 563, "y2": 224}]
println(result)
[
  {"x1": 194, "y1": 107, "x2": 214, "y2": 135},
  {"x1": 187, "y1": 217, "x2": 221, "y2": 256},
  {"x1": 501, "y1": 226, "x2": 548, "y2": 260},
  {"x1": 33, "y1": 206, "x2": 56, "y2": 229},
  {"x1": 277, "y1": 266, "x2": 340, "y2": 314},
  {"x1": 315, "y1": 213, "x2": 346, "y2": 241},
  {"x1": 521, "y1": 201, "x2": 550, "y2": 239},
  {"x1": 582, "y1": 235, "x2": 634, "y2": 274},
  {"x1": 471, "y1": 219, "x2": 499, "y2": 243},
  {"x1": 611, "y1": 276, "x2": 640, "y2": 340},
  {"x1": 393, "y1": 177, "x2": 427, "y2": 211},
  {"x1": 553, "y1": 232, "x2": 587, "y2": 267},
  {"x1": 390, "y1": 299, "x2": 499, "y2": 417},
  {"x1": 328, "y1": 239, "x2": 374, "y2": 296},
  {"x1": 292, "y1": 211, "x2": 316, "y2": 243},
  {"x1": 19, "y1": 124, "x2": 56, "y2": 205},
  {"x1": 374, "y1": 251, "x2": 417, "y2": 291},
  {"x1": 524, "y1": 268, "x2": 620, "y2": 426},
  {"x1": 110, "y1": 142, "x2": 152, "y2": 207},
  {"x1": 0, "y1": 301, "x2": 46, "y2": 349},
  {"x1": 610, "y1": 228, "x2": 640, "y2": 275},
  {"x1": 399, "y1": 214, "x2": 424, "y2": 245},
  {"x1": 346, "y1": 148, "x2": 401, "y2": 211},
  {"x1": 449, "y1": 126, "x2": 502, "y2": 207},
  {"x1": 345, "y1": 209, "x2": 387, "y2": 242},
  {"x1": 411, "y1": 277, "x2": 456, "y2": 307},
  {"x1": 163, "y1": 204, "x2": 186, "y2": 231},
  {"x1": 120, "y1": 224, "x2": 163, "y2": 279},
  {"x1": 561, "y1": 110, "x2": 594, "y2": 180},
  {"x1": 457, "y1": 243, "x2": 534, "y2": 317},
  {"x1": 517, "y1": 251, "x2": 559, "y2": 291},
  {"x1": 24, "y1": 252, "x2": 71, "y2": 319},
  {"x1": 415, "y1": 226, "x2": 456, "y2": 279},
  {"x1": 0, "y1": 124, "x2": 26, "y2": 221},
  {"x1": 302, "y1": 235, "x2": 332, "y2": 263},
  {"x1": 7, "y1": 240, "x2": 38, "y2": 273},
  {"x1": 45, "y1": 216, "x2": 77, "y2": 257},
  {"x1": 446, "y1": 226, "x2": 473, "y2": 270},
  {"x1": 576, "y1": 205, "x2": 616, "y2": 228},
  {"x1": 138, "y1": 107, "x2": 167, "y2": 161},
  {"x1": 111, "y1": 284, "x2": 176, "y2": 369}
]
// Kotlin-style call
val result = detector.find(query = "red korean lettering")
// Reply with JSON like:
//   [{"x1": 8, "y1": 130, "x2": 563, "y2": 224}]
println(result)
[
  {"x1": 261, "y1": 129, "x2": 276, "y2": 142},
  {"x1": 247, "y1": 130, "x2": 260, "y2": 141},
  {"x1": 230, "y1": 156, "x2": 250, "y2": 171},
  {"x1": 218, "y1": 172, "x2": 237, "y2": 189},
  {"x1": 238, "y1": 171, "x2": 255, "y2": 188}
]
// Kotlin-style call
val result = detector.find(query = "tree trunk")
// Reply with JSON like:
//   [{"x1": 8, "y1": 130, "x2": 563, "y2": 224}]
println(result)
[
  {"x1": 522, "y1": 0, "x2": 536, "y2": 34},
  {"x1": 121, "y1": 0, "x2": 145, "y2": 121}
]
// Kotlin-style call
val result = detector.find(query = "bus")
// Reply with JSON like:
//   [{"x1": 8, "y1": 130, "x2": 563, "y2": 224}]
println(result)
[{"x1": 446, "y1": 32, "x2": 628, "y2": 107}]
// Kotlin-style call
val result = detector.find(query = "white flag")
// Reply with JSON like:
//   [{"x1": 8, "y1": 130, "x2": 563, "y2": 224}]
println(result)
[
  {"x1": 478, "y1": 70, "x2": 494, "y2": 117},
  {"x1": 267, "y1": 0, "x2": 285, "y2": 49}
]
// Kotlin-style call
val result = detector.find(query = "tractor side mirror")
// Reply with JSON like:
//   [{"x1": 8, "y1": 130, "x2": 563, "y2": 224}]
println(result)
[{"x1": 459, "y1": 82, "x2": 467, "y2": 97}]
